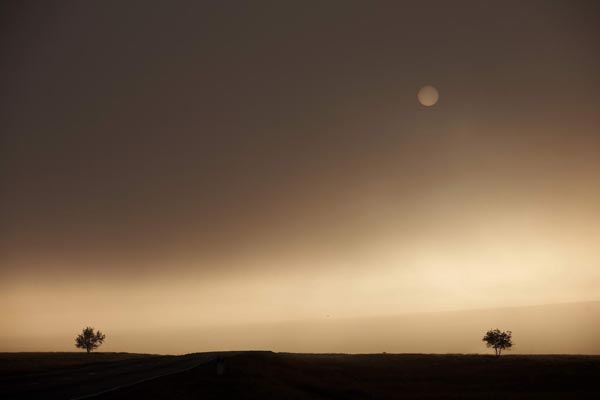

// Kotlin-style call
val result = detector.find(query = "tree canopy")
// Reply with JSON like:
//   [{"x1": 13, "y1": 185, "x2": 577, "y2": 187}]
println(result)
[
  {"x1": 75, "y1": 327, "x2": 106, "y2": 353},
  {"x1": 482, "y1": 329, "x2": 513, "y2": 357}
]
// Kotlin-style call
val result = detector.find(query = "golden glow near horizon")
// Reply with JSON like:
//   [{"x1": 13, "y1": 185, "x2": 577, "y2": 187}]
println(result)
[{"x1": 2, "y1": 203, "x2": 600, "y2": 352}]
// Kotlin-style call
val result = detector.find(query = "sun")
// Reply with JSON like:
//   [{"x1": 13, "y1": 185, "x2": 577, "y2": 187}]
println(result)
[{"x1": 417, "y1": 85, "x2": 439, "y2": 107}]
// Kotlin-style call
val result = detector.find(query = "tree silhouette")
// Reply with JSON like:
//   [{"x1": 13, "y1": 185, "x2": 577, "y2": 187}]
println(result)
[
  {"x1": 75, "y1": 327, "x2": 106, "y2": 353},
  {"x1": 482, "y1": 329, "x2": 513, "y2": 358}
]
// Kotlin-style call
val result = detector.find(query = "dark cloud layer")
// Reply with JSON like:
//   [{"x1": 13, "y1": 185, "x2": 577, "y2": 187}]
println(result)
[{"x1": 1, "y1": 0, "x2": 599, "y2": 277}]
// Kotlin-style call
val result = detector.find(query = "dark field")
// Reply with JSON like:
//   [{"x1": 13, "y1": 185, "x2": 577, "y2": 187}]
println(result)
[
  {"x1": 2, "y1": 352, "x2": 599, "y2": 399},
  {"x1": 0, "y1": 352, "x2": 218, "y2": 399},
  {"x1": 0, "y1": 352, "x2": 158, "y2": 375}
]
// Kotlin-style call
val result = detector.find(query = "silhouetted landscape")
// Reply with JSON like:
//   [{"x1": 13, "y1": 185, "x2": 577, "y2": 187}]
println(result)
[{"x1": 2, "y1": 352, "x2": 600, "y2": 399}]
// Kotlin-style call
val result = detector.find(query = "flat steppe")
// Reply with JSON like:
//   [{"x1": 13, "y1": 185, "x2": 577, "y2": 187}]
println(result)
[{"x1": 1, "y1": 352, "x2": 599, "y2": 399}]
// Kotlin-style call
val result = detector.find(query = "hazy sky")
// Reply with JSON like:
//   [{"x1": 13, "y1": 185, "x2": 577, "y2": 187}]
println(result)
[{"x1": 1, "y1": 1, "x2": 600, "y2": 351}]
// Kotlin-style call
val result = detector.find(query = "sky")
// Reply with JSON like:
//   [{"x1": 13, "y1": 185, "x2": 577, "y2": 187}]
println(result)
[{"x1": 1, "y1": 1, "x2": 600, "y2": 352}]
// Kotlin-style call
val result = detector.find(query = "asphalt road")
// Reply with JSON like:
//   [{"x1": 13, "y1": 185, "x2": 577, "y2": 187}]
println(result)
[{"x1": 0, "y1": 352, "x2": 218, "y2": 400}]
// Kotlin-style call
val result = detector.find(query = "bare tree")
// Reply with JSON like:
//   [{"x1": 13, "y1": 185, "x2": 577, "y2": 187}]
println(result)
[
  {"x1": 75, "y1": 327, "x2": 106, "y2": 353},
  {"x1": 482, "y1": 329, "x2": 513, "y2": 358}
]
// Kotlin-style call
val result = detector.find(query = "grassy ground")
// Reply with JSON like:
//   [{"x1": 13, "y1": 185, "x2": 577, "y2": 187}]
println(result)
[
  {"x1": 2, "y1": 352, "x2": 599, "y2": 399},
  {"x1": 0, "y1": 352, "x2": 158, "y2": 375},
  {"x1": 101, "y1": 352, "x2": 600, "y2": 399}
]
